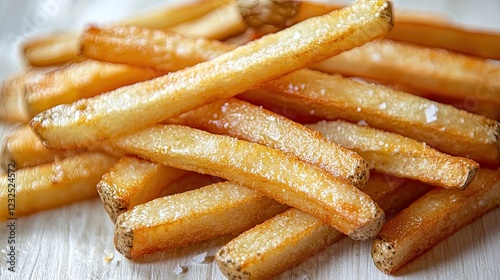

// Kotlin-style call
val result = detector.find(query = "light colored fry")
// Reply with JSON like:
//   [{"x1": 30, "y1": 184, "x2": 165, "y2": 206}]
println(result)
[
  {"x1": 97, "y1": 156, "x2": 189, "y2": 223},
  {"x1": 2, "y1": 124, "x2": 79, "y2": 169},
  {"x1": 26, "y1": 60, "x2": 161, "y2": 117},
  {"x1": 216, "y1": 173, "x2": 431, "y2": 280},
  {"x1": 168, "y1": 98, "x2": 369, "y2": 188},
  {"x1": 307, "y1": 120, "x2": 478, "y2": 189},
  {"x1": 311, "y1": 39, "x2": 500, "y2": 107},
  {"x1": 114, "y1": 181, "x2": 288, "y2": 259},
  {"x1": 372, "y1": 168, "x2": 500, "y2": 274},
  {"x1": 239, "y1": 70, "x2": 500, "y2": 165},
  {"x1": 0, "y1": 152, "x2": 117, "y2": 220},
  {"x1": 104, "y1": 124, "x2": 385, "y2": 240},
  {"x1": 169, "y1": 2, "x2": 246, "y2": 40},
  {"x1": 31, "y1": 0, "x2": 393, "y2": 149}
]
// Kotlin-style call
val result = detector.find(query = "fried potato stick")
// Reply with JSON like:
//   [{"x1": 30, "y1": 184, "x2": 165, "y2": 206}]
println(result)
[
  {"x1": 0, "y1": 153, "x2": 117, "y2": 220},
  {"x1": 239, "y1": 70, "x2": 500, "y2": 165},
  {"x1": 22, "y1": 0, "x2": 229, "y2": 67},
  {"x1": 216, "y1": 174, "x2": 432, "y2": 280},
  {"x1": 168, "y1": 98, "x2": 369, "y2": 188},
  {"x1": 2, "y1": 124, "x2": 79, "y2": 169},
  {"x1": 312, "y1": 39, "x2": 500, "y2": 107},
  {"x1": 372, "y1": 168, "x2": 500, "y2": 274},
  {"x1": 157, "y1": 172, "x2": 222, "y2": 197},
  {"x1": 307, "y1": 120, "x2": 479, "y2": 189},
  {"x1": 104, "y1": 124, "x2": 385, "y2": 240},
  {"x1": 31, "y1": 0, "x2": 393, "y2": 149},
  {"x1": 114, "y1": 181, "x2": 288, "y2": 259},
  {"x1": 97, "y1": 156, "x2": 189, "y2": 223}
]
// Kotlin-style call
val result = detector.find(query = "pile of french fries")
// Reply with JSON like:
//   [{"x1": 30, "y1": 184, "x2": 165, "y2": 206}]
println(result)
[{"x1": 1, "y1": 0, "x2": 500, "y2": 278}]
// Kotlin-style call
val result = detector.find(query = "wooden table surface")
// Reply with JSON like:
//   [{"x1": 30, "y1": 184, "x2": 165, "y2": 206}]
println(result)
[{"x1": 1, "y1": 1, "x2": 499, "y2": 279}]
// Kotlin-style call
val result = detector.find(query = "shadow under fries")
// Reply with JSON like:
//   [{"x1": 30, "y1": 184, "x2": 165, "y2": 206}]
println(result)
[{"x1": 396, "y1": 207, "x2": 500, "y2": 277}]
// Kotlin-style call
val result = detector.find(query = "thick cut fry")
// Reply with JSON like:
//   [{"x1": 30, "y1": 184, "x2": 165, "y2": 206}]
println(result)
[
  {"x1": 81, "y1": 25, "x2": 234, "y2": 73},
  {"x1": 22, "y1": 0, "x2": 228, "y2": 67},
  {"x1": 97, "y1": 156, "x2": 189, "y2": 223},
  {"x1": 0, "y1": 69, "x2": 52, "y2": 123},
  {"x1": 308, "y1": 120, "x2": 478, "y2": 189},
  {"x1": 158, "y1": 172, "x2": 222, "y2": 197},
  {"x1": 169, "y1": 98, "x2": 369, "y2": 188},
  {"x1": 114, "y1": 181, "x2": 288, "y2": 259},
  {"x1": 216, "y1": 174, "x2": 432, "y2": 280},
  {"x1": 26, "y1": 60, "x2": 161, "y2": 117},
  {"x1": 0, "y1": 153, "x2": 117, "y2": 220},
  {"x1": 31, "y1": 0, "x2": 393, "y2": 149},
  {"x1": 239, "y1": 70, "x2": 500, "y2": 165},
  {"x1": 372, "y1": 168, "x2": 500, "y2": 274},
  {"x1": 311, "y1": 39, "x2": 500, "y2": 107},
  {"x1": 2, "y1": 125, "x2": 79, "y2": 169},
  {"x1": 104, "y1": 124, "x2": 385, "y2": 240}
]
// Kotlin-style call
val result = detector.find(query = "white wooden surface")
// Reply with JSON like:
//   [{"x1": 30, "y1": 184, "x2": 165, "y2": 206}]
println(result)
[{"x1": 1, "y1": 1, "x2": 500, "y2": 279}]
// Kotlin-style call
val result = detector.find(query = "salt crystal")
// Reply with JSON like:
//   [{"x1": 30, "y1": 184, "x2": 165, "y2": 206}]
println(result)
[
  {"x1": 192, "y1": 252, "x2": 208, "y2": 264},
  {"x1": 378, "y1": 102, "x2": 387, "y2": 110},
  {"x1": 173, "y1": 264, "x2": 187, "y2": 275},
  {"x1": 425, "y1": 104, "x2": 439, "y2": 123},
  {"x1": 357, "y1": 120, "x2": 368, "y2": 126}
]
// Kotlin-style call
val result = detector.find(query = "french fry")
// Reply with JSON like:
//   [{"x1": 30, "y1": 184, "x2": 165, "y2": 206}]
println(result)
[
  {"x1": 21, "y1": 0, "x2": 229, "y2": 67},
  {"x1": 30, "y1": 0, "x2": 393, "y2": 149},
  {"x1": 2, "y1": 124, "x2": 79, "y2": 169},
  {"x1": 239, "y1": 70, "x2": 500, "y2": 165},
  {"x1": 114, "y1": 181, "x2": 288, "y2": 259},
  {"x1": 372, "y1": 168, "x2": 500, "y2": 274},
  {"x1": 0, "y1": 69, "x2": 52, "y2": 123},
  {"x1": 0, "y1": 152, "x2": 117, "y2": 220},
  {"x1": 168, "y1": 98, "x2": 369, "y2": 188},
  {"x1": 311, "y1": 39, "x2": 500, "y2": 107},
  {"x1": 216, "y1": 173, "x2": 432, "y2": 280},
  {"x1": 307, "y1": 120, "x2": 478, "y2": 189},
  {"x1": 97, "y1": 156, "x2": 189, "y2": 223},
  {"x1": 26, "y1": 60, "x2": 162, "y2": 117},
  {"x1": 104, "y1": 124, "x2": 385, "y2": 240}
]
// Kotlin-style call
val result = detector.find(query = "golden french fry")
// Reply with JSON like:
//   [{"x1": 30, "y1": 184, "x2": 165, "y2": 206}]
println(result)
[
  {"x1": 104, "y1": 124, "x2": 385, "y2": 240},
  {"x1": 239, "y1": 70, "x2": 500, "y2": 165},
  {"x1": 0, "y1": 69, "x2": 52, "y2": 123},
  {"x1": 31, "y1": 0, "x2": 393, "y2": 149},
  {"x1": 97, "y1": 156, "x2": 189, "y2": 222},
  {"x1": 372, "y1": 168, "x2": 500, "y2": 274},
  {"x1": 307, "y1": 120, "x2": 478, "y2": 189},
  {"x1": 0, "y1": 152, "x2": 117, "y2": 220},
  {"x1": 114, "y1": 181, "x2": 288, "y2": 259},
  {"x1": 21, "y1": 0, "x2": 229, "y2": 67},
  {"x1": 216, "y1": 173, "x2": 432, "y2": 280},
  {"x1": 26, "y1": 60, "x2": 161, "y2": 117},
  {"x1": 311, "y1": 39, "x2": 500, "y2": 107},
  {"x1": 80, "y1": 25, "x2": 234, "y2": 73},
  {"x1": 2, "y1": 124, "x2": 79, "y2": 169},
  {"x1": 169, "y1": 98, "x2": 369, "y2": 188}
]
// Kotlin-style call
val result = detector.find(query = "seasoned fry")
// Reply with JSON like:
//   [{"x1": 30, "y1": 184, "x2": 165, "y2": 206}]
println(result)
[
  {"x1": 26, "y1": 60, "x2": 161, "y2": 117},
  {"x1": 311, "y1": 39, "x2": 500, "y2": 107},
  {"x1": 216, "y1": 173, "x2": 432, "y2": 280},
  {"x1": 97, "y1": 156, "x2": 189, "y2": 223},
  {"x1": 168, "y1": 98, "x2": 369, "y2": 188},
  {"x1": 22, "y1": 0, "x2": 228, "y2": 67},
  {"x1": 307, "y1": 120, "x2": 478, "y2": 189},
  {"x1": 114, "y1": 181, "x2": 288, "y2": 259},
  {"x1": 104, "y1": 124, "x2": 385, "y2": 240},
  {"x1": 2, "y1": 124, "x2": 78, "y2": 169},
  {"x1": 372, "y1": 168, "x2": 500, "y2": 274},
  {"x1": 31, "y1": 0, "x2": 393, "y2": 149},
  {"x1": 239, "y1": 70, "x2": 500, "y2": 165},
  {"x1": 0, "y1": 153, "x2": 117, "y2": 220}
]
